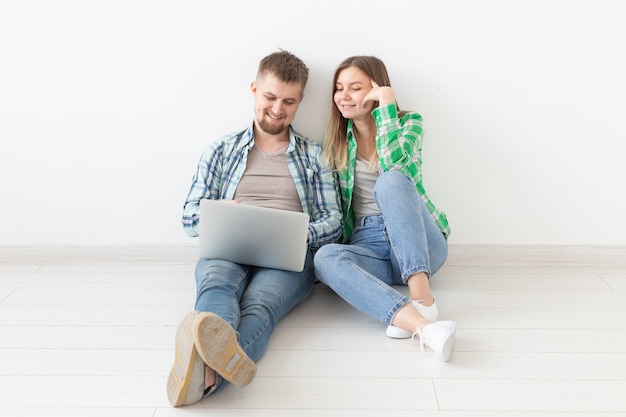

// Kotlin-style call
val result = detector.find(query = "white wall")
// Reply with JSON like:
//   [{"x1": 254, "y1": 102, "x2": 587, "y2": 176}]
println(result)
[{"x1": 1, "y1": 0, "x2": 625, "y2": 246}]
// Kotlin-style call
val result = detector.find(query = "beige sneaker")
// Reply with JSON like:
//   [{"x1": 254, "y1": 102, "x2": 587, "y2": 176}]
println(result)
[
  {"x1": 386, "y1": 300, "x2": 438, "y2": 339},
  {"x1": 193, "y1": 312, "x2": 257, "y2": 387},
  {"x1": 166, "y1": 311, "x2": 206, "y2": 407}
]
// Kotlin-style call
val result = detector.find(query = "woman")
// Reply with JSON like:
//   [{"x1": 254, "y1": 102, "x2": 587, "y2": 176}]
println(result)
[{"x1": 314, "y1": 56, "x2": 455, "y2": 361}]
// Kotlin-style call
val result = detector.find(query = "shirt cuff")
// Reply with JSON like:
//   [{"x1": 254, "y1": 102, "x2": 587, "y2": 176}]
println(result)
[{"x1": 372, "y1": 103, "x2": 398, "y2": 125}]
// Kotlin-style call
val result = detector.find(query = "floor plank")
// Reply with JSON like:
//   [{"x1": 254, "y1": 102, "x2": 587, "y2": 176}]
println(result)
[{"x1": 0, "y1": 245, "x2": 625, "y2": 415}]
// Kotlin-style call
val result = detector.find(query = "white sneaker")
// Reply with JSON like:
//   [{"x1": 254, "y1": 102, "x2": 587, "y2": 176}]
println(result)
[
  {"x1": 386, "y1": 300, "x2": 438, "y2": 339},
  {"x1": 412, "y1": 320, "x2": 456, "y2": 362}
]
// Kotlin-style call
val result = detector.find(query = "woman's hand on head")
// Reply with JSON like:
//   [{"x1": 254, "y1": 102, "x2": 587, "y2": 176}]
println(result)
[{"x1": 361, "y1": 80, "x2": 395, "y2": 108}]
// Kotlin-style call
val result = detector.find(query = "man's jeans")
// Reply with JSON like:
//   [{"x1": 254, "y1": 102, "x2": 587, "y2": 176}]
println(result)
[{"x1": 194, "y1": 250, "x2": 314, "y2": 394}]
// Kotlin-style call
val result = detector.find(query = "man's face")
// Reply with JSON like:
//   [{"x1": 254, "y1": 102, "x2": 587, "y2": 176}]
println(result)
[{"x1": 251, "y1": 73, "x2": 304, "y2": 136}]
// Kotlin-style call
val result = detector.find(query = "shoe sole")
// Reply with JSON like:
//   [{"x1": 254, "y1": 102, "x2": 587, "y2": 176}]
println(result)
[
  {"x1": 194, "y1": 312, "x2": 257, "y2": 387},
  {"x1": 166, "y1": 311, "x2": 205, "y2": 407},
  {"x1": 386, "y1": 325, "x2": 413, "y2": 339},
  {"x1": 386, "y1": 301, "x2": 439, "y2": 339}
]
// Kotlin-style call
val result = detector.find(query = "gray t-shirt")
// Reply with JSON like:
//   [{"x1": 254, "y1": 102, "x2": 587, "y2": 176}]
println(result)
[
  {"x1": 353, "y1": 154, "x2": 381, "y2": 221},
  {"x1": 233, "y1": 145, "x2": 302, "y2": 213}
]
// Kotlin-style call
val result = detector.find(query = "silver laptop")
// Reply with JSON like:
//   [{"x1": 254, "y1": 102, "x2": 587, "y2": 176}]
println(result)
[{"x1": 198, "y1": 199, "x2": 310, "y2": 272}]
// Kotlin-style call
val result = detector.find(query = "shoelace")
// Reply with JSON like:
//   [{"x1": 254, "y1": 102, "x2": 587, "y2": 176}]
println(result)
[
  {"x1": 410, "y1": 327, "x2": 427, "y2": 352},
  {"x1": 412, "y1": 326, "x2": 439, "y2": 359}
]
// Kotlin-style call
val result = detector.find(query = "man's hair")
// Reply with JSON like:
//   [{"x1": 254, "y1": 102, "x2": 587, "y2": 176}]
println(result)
[{"x1": 257, "y1": 49, "x2": 309, "y2": 90}]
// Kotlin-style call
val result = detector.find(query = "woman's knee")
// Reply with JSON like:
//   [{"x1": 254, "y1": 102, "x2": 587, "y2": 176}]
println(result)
[
  {"x1": 375, "y1": 170, "x2": 411, "y2": 190},
  {"x1": 313, "y1": 244, "x2": 341, "y2": 281},
  {"x1": 376, "y1": 170, "x2": 412, "y2": 185}
]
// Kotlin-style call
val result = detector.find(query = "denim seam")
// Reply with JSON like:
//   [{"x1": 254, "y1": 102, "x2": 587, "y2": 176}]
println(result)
[
  {"x1": 195, "y1": 265, "x2": 249, "y2": 319},
  {"x1": 386, "y1": 299, "x2": 411, "y2": 325},
  {"x1": 241, "y1": 268, "x2": 313, "y2": 353},
  {"x1": 339, "y1": 248, "x2": 409, "y2": 325},
  {"x1": 401, "y1": 265, "x2": 430, "y2": 283}
]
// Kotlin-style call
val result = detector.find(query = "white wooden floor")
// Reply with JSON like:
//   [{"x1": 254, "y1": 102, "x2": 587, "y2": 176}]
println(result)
[{"x1": 1, "y1": 245, "x2": 626, "y2": 416}]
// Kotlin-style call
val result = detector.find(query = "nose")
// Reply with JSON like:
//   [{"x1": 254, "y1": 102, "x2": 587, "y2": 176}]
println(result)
[{"x1": 271, "y1": 100, "x2": 283, "y2": 115}]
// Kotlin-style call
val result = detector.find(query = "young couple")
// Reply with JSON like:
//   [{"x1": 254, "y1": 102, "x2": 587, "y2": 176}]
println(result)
[{"x1": 167, "y1": 49, "x2": 455, "y2": 407}]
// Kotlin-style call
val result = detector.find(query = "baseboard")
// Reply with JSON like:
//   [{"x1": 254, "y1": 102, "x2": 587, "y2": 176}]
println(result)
[
  {"x1": 1, "y1": 244, "x2": 626, "y2": 267},
  {"x1": 446, "y1": 244, "x2": 626, "y2": 267}
]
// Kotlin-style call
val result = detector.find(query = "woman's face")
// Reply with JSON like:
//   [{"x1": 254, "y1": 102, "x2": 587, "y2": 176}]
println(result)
[{"x1": 334, "y1": 66, "x2": 373, "y2": 120}]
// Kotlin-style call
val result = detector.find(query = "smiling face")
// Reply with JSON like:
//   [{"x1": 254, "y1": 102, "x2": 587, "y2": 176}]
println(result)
[
  {"x1": 333, "y1": 66, "x2": 374, "y2": 121},
  {"x1": 252, "y1": 72, "x2": 304, "y2": 136}
]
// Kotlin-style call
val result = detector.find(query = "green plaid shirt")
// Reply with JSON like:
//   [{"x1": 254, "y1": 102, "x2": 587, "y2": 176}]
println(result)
[{"x1": 337, "y1": 103, "x2": 450, "y2": 242}]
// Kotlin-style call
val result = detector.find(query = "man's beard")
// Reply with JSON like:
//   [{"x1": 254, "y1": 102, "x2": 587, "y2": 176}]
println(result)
[{"x1": 258, "y1": 119, "x2": 288, "y2": 136}]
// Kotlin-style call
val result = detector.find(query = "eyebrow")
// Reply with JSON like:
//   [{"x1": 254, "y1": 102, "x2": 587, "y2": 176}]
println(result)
[
  {"x1": 336, "y1": 80, "x2": 366, "y2": 87},
  {"x1": 264, "y1": 92, "x2": 298, "y2": 102}
]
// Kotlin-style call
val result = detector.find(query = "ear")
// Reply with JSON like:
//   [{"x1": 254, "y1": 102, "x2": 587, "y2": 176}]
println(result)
[{"x1": 250, "y1": 81, "x2": 256, "y2": 95}]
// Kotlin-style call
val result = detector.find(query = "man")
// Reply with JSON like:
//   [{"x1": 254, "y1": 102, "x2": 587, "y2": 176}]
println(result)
[{"x1": 166, "y1": 50, "x2": 342, "y2": 406}]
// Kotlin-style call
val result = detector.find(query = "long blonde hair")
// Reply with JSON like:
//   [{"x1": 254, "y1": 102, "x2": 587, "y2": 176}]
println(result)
[{"x1": 323, "y1": 56, "x2": 406, "y2": 171}]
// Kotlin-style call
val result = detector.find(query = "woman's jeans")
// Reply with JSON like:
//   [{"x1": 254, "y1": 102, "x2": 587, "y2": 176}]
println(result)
[
  {"x1": 194, "y1": 250, "x2": 314, "y2": 395},
  {"x1": 314, "y1": 170, "x2": 448, "y2": 326}
]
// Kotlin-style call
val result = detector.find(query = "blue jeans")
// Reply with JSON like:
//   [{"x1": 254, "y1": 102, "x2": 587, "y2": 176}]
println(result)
[
  {"x1": 314, "y1": 170, "x2": 448, "y2": 325},
  {"x1": 194, "y1": 250, "x2": 314, "y2": 394}
]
